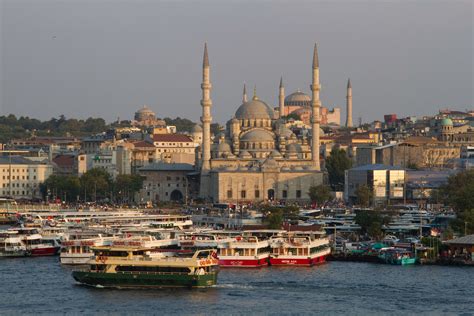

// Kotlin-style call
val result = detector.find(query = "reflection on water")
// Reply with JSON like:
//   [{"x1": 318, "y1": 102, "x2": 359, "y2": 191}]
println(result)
[{"x1": 1, "y1": 257, "x2": 472, "y2": 315}]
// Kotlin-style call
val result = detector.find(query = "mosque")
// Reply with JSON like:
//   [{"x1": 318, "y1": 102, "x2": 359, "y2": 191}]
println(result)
[{"x1": 196, "y1": 43, "x2": 331, "y2": 204}]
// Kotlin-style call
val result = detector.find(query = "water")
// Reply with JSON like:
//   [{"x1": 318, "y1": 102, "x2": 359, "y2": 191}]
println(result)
[{"x1": 0, "y1": 257, "x2": 472, "y2": 315}]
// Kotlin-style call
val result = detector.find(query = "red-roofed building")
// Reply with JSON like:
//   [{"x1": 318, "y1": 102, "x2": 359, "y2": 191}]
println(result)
[{"x1": 52, "y1": 154, "x2": 77, "y2": 175}]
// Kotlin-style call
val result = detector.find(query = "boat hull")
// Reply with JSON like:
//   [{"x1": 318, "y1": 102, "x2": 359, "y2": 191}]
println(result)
[
  {"x1": 30, "y1": 247, "x2": 58, "y2": 256},
  {"x1": 0, "y1": 250, "x2": 28, "y2": 257},
  {"x1": 270, "y1": 254, "x2": 328, "y2": 266},
  {"x1": 218, "y1": 257, "x2": 269, "y2": 268},
  {"x1": 60, "y1": 254, "x2": 92, "y2": 265},
  {"x1": 72, "y1": 271, "x2": 218, "y2": 288}
]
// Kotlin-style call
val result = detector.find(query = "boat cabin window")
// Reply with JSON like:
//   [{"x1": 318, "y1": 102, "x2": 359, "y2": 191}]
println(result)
[
  {"x1": 96, "y1": 250, "x2": 129, "y2": 257},
  {"x1": 115, "y1": 266, "x2": 190, "y2": 274}
]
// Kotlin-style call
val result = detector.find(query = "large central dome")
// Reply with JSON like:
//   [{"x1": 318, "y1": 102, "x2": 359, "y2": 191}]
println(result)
[
  {"x1": 285, "y1": 90, "x2": 311, "y2": 106},
  {"x1": 235, "y1": 98, "x2": 274, "y2": 120}
]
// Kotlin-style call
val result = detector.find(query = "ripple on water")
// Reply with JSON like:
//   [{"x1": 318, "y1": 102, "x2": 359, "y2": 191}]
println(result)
[{"x1": 0, "y1": 258, "x2": 472, "y2": 315}]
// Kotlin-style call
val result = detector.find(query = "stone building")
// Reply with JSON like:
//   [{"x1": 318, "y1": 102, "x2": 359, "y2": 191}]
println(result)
[
  {"x1": 132, "y1": 105, "x2": 166, "y2": 127},
  {"x1": 138, "y1": 162, "x2": 195, "y2": 203},
  {"x1": 0, "y1": 156, "x2": 53, "y2": 199},
  {"x1": 197, "y1": 43, "x2": 326, "y2": 204},
  {"x1": 356, "y1": 136, "x2": 461, "y2": 169}
]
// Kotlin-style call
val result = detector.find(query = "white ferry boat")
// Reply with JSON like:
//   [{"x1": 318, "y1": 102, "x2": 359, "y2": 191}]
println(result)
[
  {"x1": 217, "y1": 235, "x2": 271, "y2": 268},
  {"x1": 269, "y1": 231, "x2": 331, "y2": 266}
]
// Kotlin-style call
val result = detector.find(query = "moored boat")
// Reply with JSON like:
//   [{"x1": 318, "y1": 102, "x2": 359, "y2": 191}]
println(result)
[
  {"x1": 12, "y1": 228, "x2": 59, "y2": 256},
  {"x1": 0, "y1": 230, "x2": 28, "y2": 257},
  {"x1": 217, "y1": 236, "x2": 270, "y2": 267},
  {"x1": 72, "y1": 246, "x2": 219, "y2": 288},
  {"x1": 269, "y1": 231, "x2": 331, "y2": 266},
  {"x1": 378, "y1": 248, "x2": 417, "y2": 265}
]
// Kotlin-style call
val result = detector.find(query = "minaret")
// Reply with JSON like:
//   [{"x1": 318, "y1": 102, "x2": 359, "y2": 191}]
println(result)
[
  {"x1": 242, "y1": 83, "x2": 248, "y2": 103},
  {"x1": 279, "y1": 77, "x2": 285, "y2": 118},
  {"x1": 200, "y1": 43, "x2": 212, "y2": 173},
  {"x1": 346, "y1": 78, "x2": 353, "y2": 128},
  {"x1": 310, "y1": 43, "x2": 321, "y2": 170}
]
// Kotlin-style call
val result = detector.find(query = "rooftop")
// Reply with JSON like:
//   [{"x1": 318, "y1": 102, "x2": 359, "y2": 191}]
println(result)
[
  {"x1": 152, "y1": 134, "x2": 193, "y2": 143},
  {"x1": 350, "y1": 164, "x2": 405, "y2": 171},
  {"x1": 444, "y1": 234, "x2": 474, "y2": 246},
  {"x1": 139, "y1": 162, "x2": 195, "y2": 172}
]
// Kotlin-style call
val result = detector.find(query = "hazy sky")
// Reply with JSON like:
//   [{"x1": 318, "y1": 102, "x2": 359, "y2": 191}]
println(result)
[{"x1": 1, "y1": 0, "x2": 473, "y2": 125}]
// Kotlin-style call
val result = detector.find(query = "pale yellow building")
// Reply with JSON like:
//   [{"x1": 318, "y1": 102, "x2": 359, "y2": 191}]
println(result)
[{"x1": 0, "y1": 156, "x2": 53, "y2": 199}]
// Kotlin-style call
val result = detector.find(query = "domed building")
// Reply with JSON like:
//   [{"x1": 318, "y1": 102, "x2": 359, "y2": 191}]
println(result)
[
  {"x1": 196, "y1": 44, "x2": 325, "y2": 204},
  {"x1": 438, "y1": 118, "x2": 454, "y2": 141},
  {"x1": 278, "y1": 85, "x2": 341, "y2": 125},
  {"x1": 133, "y1": 105, "x2": 165, "y2": 127}
]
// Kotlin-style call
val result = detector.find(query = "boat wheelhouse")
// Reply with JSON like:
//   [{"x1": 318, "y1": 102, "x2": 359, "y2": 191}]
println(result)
[
  {"x1": 269, "y1": 231, "x2": 331, "y2": 266},
  {"x1": 72, "y1": 247, "x2": 219, "y2": 288}
]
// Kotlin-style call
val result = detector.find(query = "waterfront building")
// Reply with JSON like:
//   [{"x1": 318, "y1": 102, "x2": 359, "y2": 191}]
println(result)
[
  {"x1": 356, "y1": 136, "x2": 461, "y2": 169},
  {"x1": 0, "y1": 156, "x2": 53, "y2": 199},
  {"x1": 344, "y1": 164, "x2": 405, "y2": 206},
  {"x1": 197, "y1": 43, "x2": 325, "y2": 203},
  {"x1": 137, "y1": 162, "x2": 195, "y2": 203},
  {"x1": 444, "y1": 235, "x2": 474, "y2": 261}
]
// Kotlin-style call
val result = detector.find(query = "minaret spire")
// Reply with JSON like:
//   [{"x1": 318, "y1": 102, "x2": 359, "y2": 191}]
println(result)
[
  {"x1": 243, "y1": 83, "x2": 248, "y2": 103},
  {"x1": 310, "y1": 43, "x2": 321, "y2": 170},
  {"x1": 312, "y1": 43, "x2": 319, "y2": 69},
  {"x1": 346, "y1": 78, "x2": 353, "y2": 128},
  {"x1": 279, "y1": 76, "x2": 285, "y2": 118},
  {"x1": 203, "y1": 42, "x2": 209, "y2": 67},
  {"x1": 200, "y1": 43, "x2": 212, "y2": 173}
]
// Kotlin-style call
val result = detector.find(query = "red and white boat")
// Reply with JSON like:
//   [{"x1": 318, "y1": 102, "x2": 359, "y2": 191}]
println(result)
[
  {"x1": 269, "y1": 231, "x2": 331, "y2": 266},
  {"x1": 217, "y1": 236, "x2": 270, "y2": 267},
  {"x1": 11, "y1": 228, "x2": 59, "y2": 256}
]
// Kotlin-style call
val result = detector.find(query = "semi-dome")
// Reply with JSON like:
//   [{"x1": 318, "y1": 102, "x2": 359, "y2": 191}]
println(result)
[
  {"x1": 217, "y1": 142, "x2": 232, "y2": 153},
  {"x1": 440, "y1": 118, "x2": 453, "y2": 126},
  {"x1": 191, "y1": 124, "x2": 203, "y2": 133},
  {"x1": 239, "y1": 150, "x2": 252, "y2": 159},
  {"x1": 235, "y1": 99, "x2": 274, "y2": 120},
  {"x1": 277, "y1": 125, "x2": 294, "y2": 138},
  {"x1": 286, "y1": 143, "x2": 303, "y2": 153},
  {"x1": 285, "y1": 90, "x2": 311, "y2": 105},
  {"x1": 240, "y1": 129, "x2": 274, "y2": 142},
  {"x1": 269, "y1": 150, "x2": 282, "y2": 158}
]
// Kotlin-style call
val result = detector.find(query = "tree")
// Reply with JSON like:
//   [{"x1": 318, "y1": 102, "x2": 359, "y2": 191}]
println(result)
[
  {"x1": 355, "y1": 210, "x2": 388, "y2": 240},
  {"x1": 326, "y1": 148, "x2": 352, "y2": 190},
  {"x1": 261, "y1": 206, "x2": 299, "y2": 229},
  {"x1": 308, "y1": 185, "x2": 331, "y2": 206},
  {"x1": 265, "y1": 209, "x2": 283, "y2": 229},
  {"x1": 439, "y1": 170, "x2": 474, "y2": 235},
  {"x1": 40, "y1": 174, "x2": 81, "y2": 202},
  {"x1": 114, "y1": 174, "x2": 145, "y2": 203},
  {"x1": 282, "y1": 113, "x2": 300, "y2": 121},
  {"x1": 355, "y1": 184, "x2": 372, "y2": 207},
  {"x1": 80, "y1": 168, "x2": 112, "y2": 202}
]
